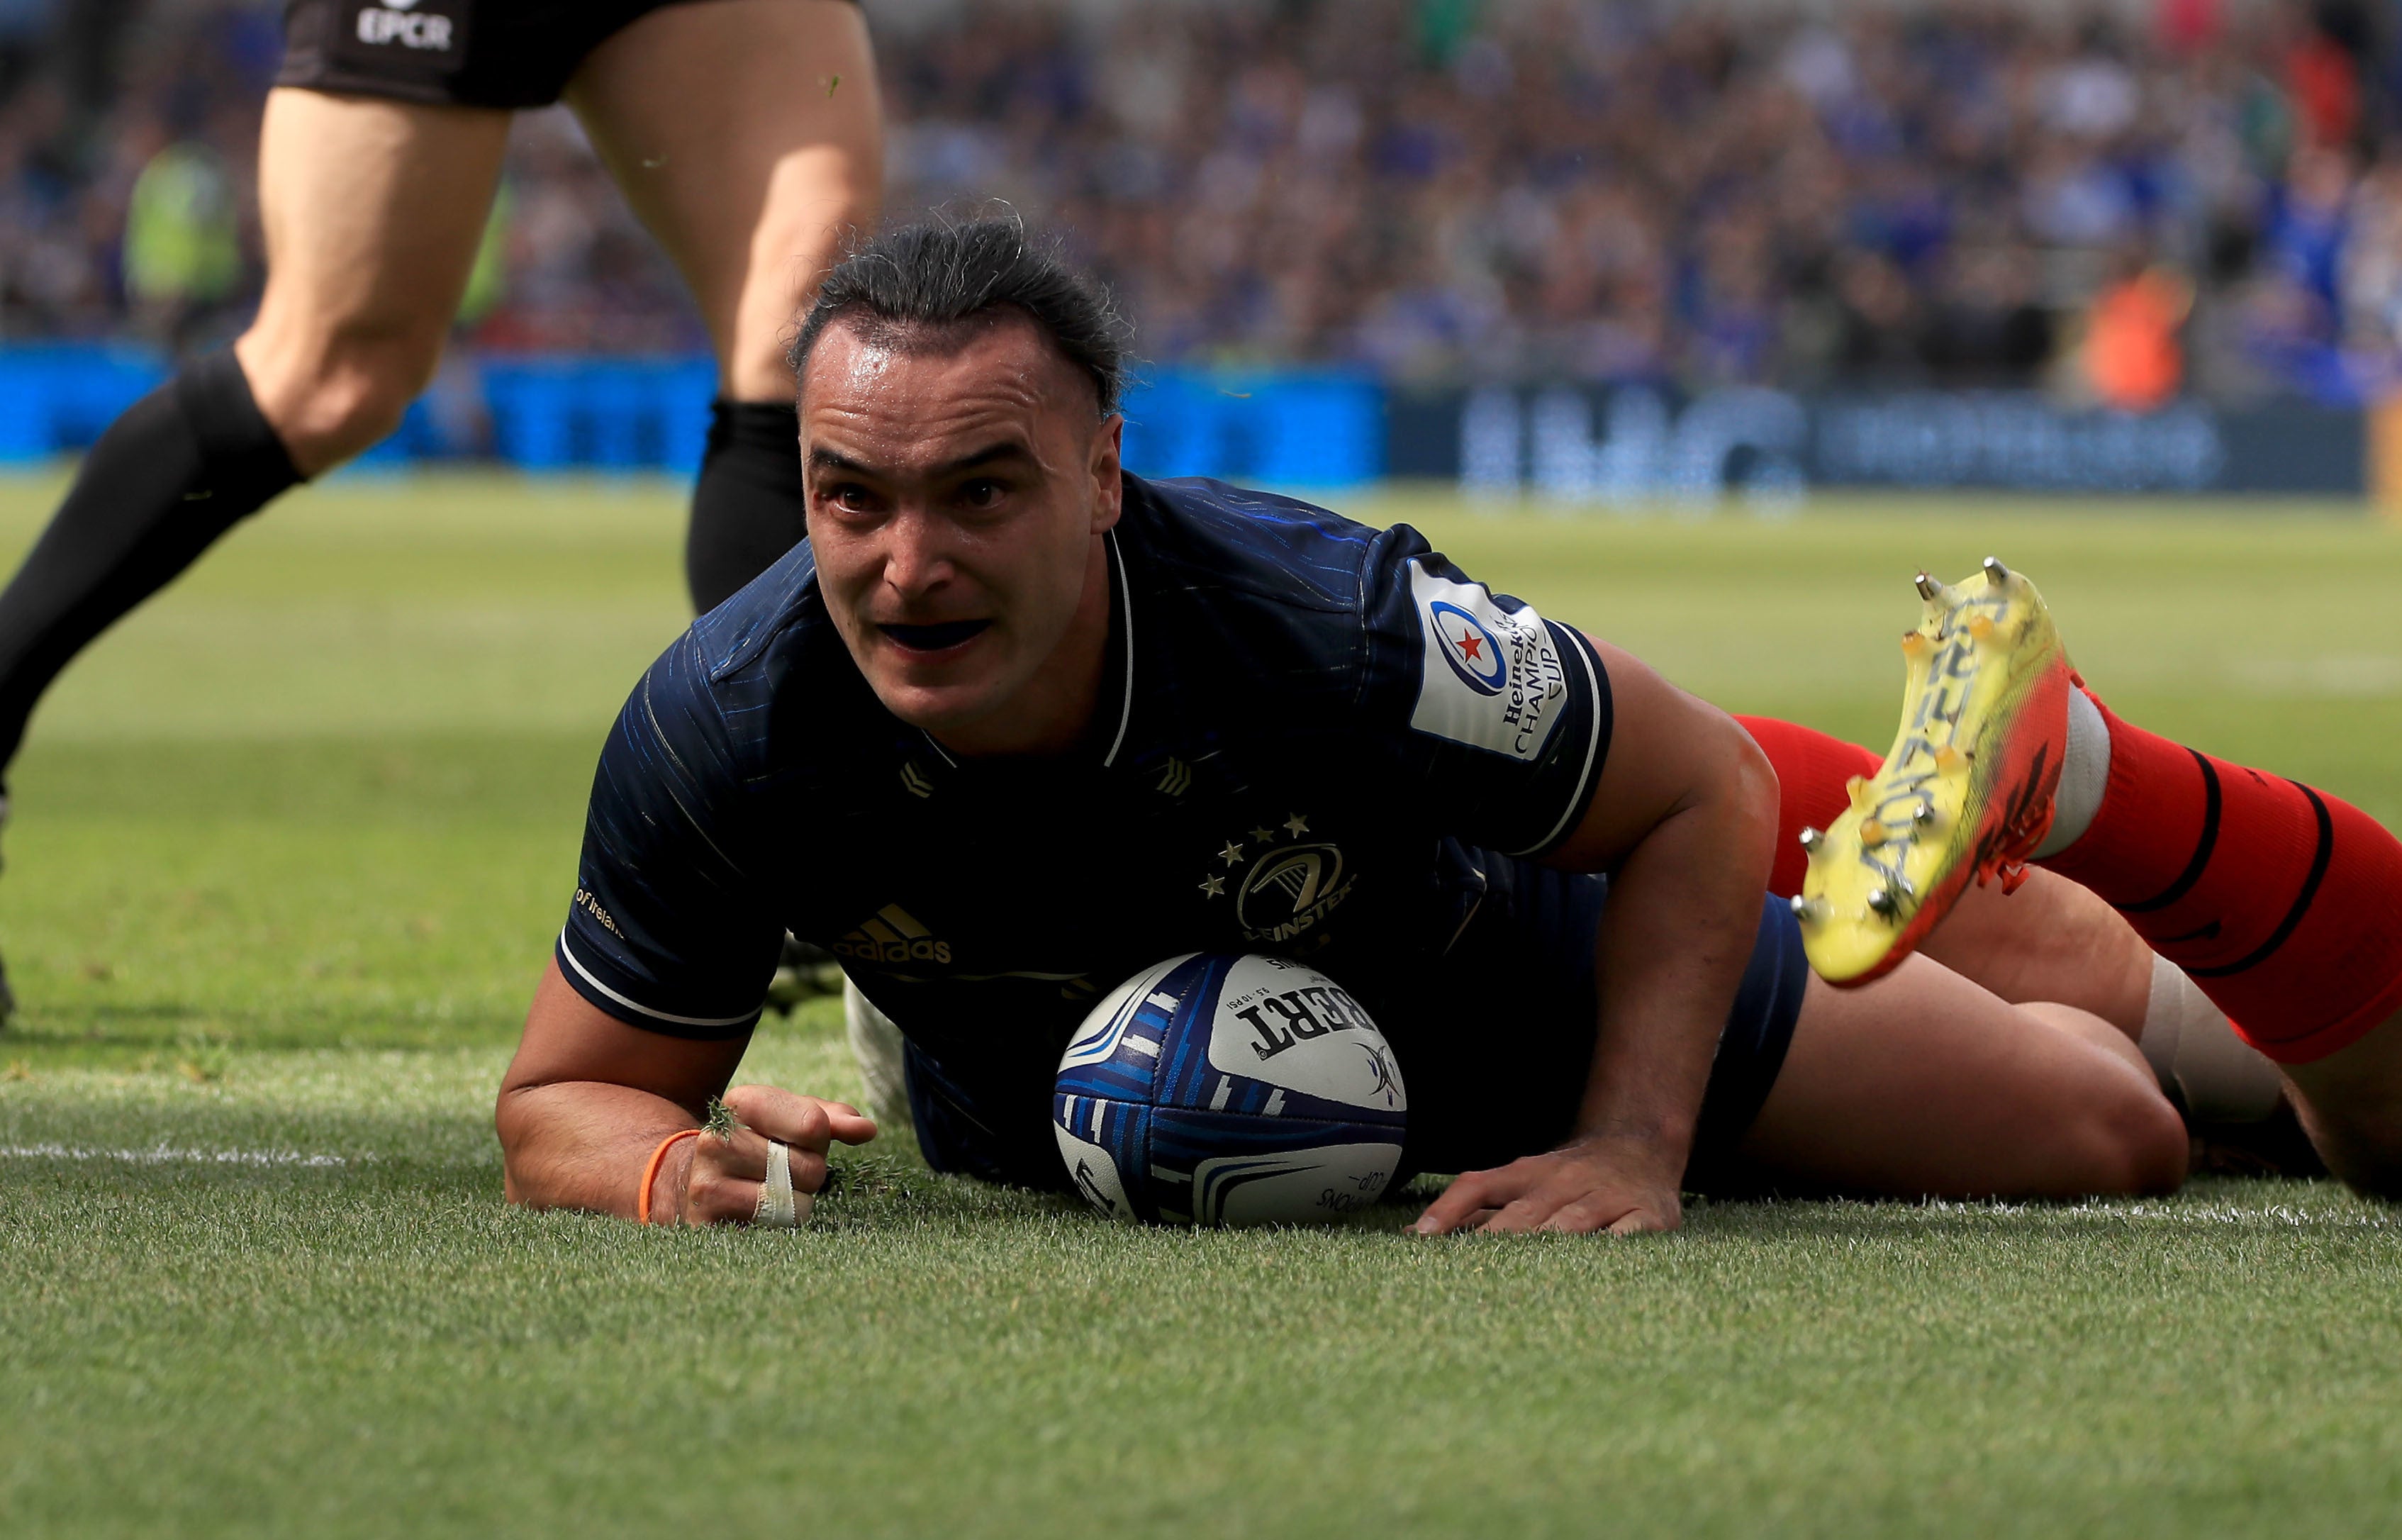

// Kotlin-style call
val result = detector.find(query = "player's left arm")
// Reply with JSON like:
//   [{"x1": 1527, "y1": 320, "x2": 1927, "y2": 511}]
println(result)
[{"x1": 1414, "y1": 635, "x2": 1777, "y2": 1236}]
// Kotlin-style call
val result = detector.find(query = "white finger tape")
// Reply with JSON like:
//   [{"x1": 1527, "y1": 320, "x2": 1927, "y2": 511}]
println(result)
[{"x1": 752, "y1": 1139, "x2": 811, "y2": 1229}]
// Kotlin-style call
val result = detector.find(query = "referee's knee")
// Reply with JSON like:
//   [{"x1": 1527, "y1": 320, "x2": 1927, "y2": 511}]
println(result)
[{"x1": 238, "y1": 326, "x2": 444, "y2": 474}]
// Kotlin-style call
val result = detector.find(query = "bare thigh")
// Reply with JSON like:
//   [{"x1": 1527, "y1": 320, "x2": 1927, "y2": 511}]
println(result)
[
  {"x1": 1728, "y1": 957, "x2": 2188, "y2": 1200},
  {"x1": 567, "y1": 0, "x2": 883, "y2": 401},
  {"x1": 1917, "y1": 867, "x2": 2157, "y2": 1040},
  {"x1": 235, "y1": 89, "x2": 510, "y2": 473}
]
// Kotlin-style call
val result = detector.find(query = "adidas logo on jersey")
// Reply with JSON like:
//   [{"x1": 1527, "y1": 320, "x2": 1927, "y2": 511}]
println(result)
[{"x1": 832, "y1": 904, "x2": 953, "y2": 966}]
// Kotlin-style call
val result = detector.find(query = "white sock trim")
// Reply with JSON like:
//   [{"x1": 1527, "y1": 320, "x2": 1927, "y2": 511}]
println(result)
[
  {"x1": 2138, "y1": 953, "x2": 2185, "y2": 1086},
  {"x1": 2033, "y1": 687, "x2": 2111, "y2": 859},
  {"x1": 2141, "y1": 954, "x2": 2286, "y2": 1123}
]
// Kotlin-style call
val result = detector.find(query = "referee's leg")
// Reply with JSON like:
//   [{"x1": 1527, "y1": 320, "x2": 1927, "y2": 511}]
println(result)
[
  {"x1": 565, "y1": 0, "x2": 883, "y2": 613},
  {"x1": 235, "y1": 89, "x2": 510, "y2": 474},
  {"x1": 0, "y1": 89, "x2": 505, "y2": 747},
  {"x1": 0, "y1": 91, "x2": 504, "y2": 1012},
  {"x1": 0, "y1": 91, "x2": 503, "y2": 761}
]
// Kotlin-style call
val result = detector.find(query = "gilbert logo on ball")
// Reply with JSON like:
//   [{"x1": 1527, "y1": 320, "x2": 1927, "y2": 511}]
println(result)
[{"x1": 1052, "y1": 953, "x2": 1406, "y2": 1227}]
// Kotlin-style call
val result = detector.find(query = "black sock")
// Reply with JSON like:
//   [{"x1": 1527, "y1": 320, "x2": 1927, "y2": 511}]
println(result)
[
  {"x1": 685, "y1": 399, "x2": 808, "y2": 614},
  {"x1": 0, "y1": 350, "x2": 300, "y2": 774}
]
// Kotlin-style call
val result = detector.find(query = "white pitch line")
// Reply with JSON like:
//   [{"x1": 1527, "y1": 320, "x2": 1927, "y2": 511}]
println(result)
[
  {"x1": 1921, "y1": 1197, "x2": 2395, "y2": 1228},
  {"x1": 0, "y1": 1142, "x2": 356, "y2": 1168}
]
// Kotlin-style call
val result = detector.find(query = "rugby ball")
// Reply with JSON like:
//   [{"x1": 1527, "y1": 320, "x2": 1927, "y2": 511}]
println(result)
[{"x1": 1051, "y1": 953, "x2": 1407, "y2": 1226}]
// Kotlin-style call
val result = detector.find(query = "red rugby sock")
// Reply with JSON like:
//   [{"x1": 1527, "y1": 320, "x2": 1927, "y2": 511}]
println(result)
[
  {"x1": 1736, "y1": 715, "x2": 1882, "y2": 899},
  {"x1": 2037, "y1": 695, "x2": 2402, "y2": 1062}
]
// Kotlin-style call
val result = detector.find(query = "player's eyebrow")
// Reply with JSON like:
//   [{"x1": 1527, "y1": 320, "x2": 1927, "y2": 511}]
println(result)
[
  {"x1": 805, "y1": 441, "x2": 1034, "y2": 479},
  {"x1": 806, "y1": 447, "x2": 878, "y2": 476},
  {"x1": 932, "y1": 440, "x2": 1035, "y2": 476}
]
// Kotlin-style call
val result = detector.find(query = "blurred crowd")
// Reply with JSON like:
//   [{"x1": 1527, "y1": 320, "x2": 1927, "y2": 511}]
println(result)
[{"x1": 6, "y1": 0, "x2": 2402, "y2": 406}]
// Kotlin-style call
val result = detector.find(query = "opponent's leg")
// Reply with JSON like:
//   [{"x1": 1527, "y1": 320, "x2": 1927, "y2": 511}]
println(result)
[
  {"x1": 1742, "y1": 712, "x2": 2286, "y2": 1125},
  {"x1": 1797, "y1": 563, "x2": 2402, "y2": 1191},
  {"x1": 565, "y1": 0, "x2": 882, "y2": 610},
  {"x1": 1926, "y1": 881, "x2": 2291, "y2": 1126},
  {"x1": 2035, "y1": 691, "x2": 2402, "y2": 1188},
  {"x1": 2285, "y1": 1027, "x2": 2402, "y2": 1192},
  {"x1": 2029, "y1": 691, "x2": 2402, "y2": 1058},
  {"x1": 1743, "y1": 712, "x2": 2152, "y2": 1030},
  {"x1": 1726, "y1": 957, "x2": 2190, "y2": 1200}
]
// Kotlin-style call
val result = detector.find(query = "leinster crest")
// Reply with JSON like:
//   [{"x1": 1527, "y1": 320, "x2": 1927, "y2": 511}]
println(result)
[{"x1": 1195, "y1": 813, "x2": 1356, "y2": 944}]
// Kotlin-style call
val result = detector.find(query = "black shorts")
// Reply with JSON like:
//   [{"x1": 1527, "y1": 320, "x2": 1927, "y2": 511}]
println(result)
[
  {"x1": 276, "y1": 0, "x2": 820, "y2": 110},
  {"x1": 907, "y1": 864, "x2": 1811, "y2": 1198}
]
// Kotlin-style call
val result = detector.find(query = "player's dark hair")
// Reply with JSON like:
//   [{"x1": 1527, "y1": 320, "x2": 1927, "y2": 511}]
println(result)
[{"x1": 790, "y1": 217, "x2": 1129, "y2": 416}]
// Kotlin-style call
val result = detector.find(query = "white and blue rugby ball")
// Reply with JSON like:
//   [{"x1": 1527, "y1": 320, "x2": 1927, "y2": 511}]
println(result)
[{"x1": 1052, "y1": 953, "x2": 1407, "y2": 1226}]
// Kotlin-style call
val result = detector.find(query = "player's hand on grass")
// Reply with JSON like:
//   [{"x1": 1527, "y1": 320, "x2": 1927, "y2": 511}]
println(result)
[
  {"x1": 655, "y1": 1084, "x2": 877, "y2": 1227},
  {"x1": 1412, "y1": 1134, "x2": 1685, "y2": 1236}
]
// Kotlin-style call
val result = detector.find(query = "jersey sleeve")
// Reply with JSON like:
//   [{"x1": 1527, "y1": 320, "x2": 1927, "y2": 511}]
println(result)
[
  {"x1": 1356, "y1": 526, "x2": 1614, "y2": 859},
  {"x1": 554, "y1": 630, "x2": 786, "y2": 1037}
]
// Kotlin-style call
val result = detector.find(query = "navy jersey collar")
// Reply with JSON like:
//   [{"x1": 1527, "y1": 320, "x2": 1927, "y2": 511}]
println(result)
[{"x1": 1100, "y1": 526, "x2": 1134, "y2": 766}]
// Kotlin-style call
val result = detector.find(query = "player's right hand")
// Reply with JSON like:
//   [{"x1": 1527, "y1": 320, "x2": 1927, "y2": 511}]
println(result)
[{"x1": 655, "y1": 1083, "x2": 878, "y2": 1226}]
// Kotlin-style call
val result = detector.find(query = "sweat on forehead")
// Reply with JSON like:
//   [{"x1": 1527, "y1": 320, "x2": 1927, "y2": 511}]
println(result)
[
  {"x1": 803, "y1": 306, "x2": 1089, "y2": 403},
  {"x1": 786, "y1": 217, "x2": 1131, "y2": 414},
  {"x1": 828, "y1": 306, "x2": 1022, "y2": 360}
]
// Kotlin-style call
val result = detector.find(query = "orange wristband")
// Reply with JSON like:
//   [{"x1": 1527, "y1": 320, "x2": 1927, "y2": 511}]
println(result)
[{"x1": 637, "y1": 1127, "x2": 703, "y2": 1224}]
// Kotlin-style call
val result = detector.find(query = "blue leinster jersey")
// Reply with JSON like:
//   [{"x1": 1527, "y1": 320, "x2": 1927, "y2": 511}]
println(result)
[{"x1": 557, "y1": 474, "x2": 1614, "y2": 1184}]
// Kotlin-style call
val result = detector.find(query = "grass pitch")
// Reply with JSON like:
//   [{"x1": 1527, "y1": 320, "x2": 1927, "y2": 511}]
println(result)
[{"x1": 3, "y1": 472, "x2": 2401, "y2": 1538}]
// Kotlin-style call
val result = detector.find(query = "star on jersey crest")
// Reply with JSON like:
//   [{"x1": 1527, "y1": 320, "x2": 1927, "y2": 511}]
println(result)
[{"x1": 1200, "y1": 815, "x2": 1321, "y2": 902}]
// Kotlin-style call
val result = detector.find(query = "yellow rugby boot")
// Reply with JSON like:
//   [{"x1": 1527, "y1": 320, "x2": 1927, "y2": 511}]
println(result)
[{"x1": 1794, "y1": 557, "x2": 2077, "y2": 986}]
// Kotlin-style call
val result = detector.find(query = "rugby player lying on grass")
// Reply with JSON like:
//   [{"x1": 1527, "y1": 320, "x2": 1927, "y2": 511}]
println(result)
[{"x1": 498, "y1": 220, "x2": 2377, "y2": 1233}]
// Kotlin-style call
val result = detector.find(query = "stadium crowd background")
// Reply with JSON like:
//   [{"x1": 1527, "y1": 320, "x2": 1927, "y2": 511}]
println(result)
[{"x1": 2, "y1": 0, "x2": 2401, "y2": 412}]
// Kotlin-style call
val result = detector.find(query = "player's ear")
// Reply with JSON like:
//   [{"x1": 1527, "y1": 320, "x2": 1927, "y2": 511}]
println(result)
[{"x1": 1088, "y1": 413, "x2": 1124, "y2": 533}]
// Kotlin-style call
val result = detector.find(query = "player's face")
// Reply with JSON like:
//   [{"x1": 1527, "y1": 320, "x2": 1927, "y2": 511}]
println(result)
[{"x1": 800, "y1": 317, "x2": 1124, "y2": 751}]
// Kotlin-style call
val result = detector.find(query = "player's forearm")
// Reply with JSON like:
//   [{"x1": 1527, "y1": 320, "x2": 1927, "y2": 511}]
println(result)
[
  {"x1": 496, "y1": 1081, "x2": 699, "y2": 1219},
  {"x1": 1575, "y1": 743, "x2": 1779, "y2": 1166}
]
